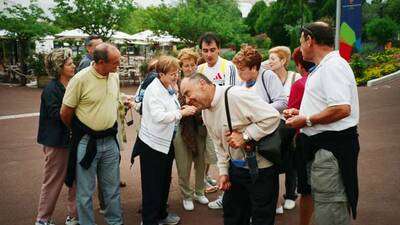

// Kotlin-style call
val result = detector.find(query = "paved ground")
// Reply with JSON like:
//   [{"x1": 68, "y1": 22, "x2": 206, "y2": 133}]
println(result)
[{"x1": 0, "y1": 78, "x2": 399, "y2": 225}]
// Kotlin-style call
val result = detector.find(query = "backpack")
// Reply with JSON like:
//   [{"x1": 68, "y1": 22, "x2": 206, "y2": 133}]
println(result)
[{"x1": 134, "y1": 70, "x2": 158, "y2": 115}]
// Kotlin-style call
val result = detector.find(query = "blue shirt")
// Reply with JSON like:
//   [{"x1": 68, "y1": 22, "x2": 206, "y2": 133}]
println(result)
[{"x1": 76, "y1": 54, "x2": 93, "y2": 72}]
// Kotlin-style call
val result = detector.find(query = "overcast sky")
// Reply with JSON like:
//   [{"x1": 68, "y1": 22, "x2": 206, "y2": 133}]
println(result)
[
  {"x1": 1, "y1": 0, "x2": 372, "y2": 19},
  {"x1": 1, "y1": 0, "x2": 180, "y2": 11}
]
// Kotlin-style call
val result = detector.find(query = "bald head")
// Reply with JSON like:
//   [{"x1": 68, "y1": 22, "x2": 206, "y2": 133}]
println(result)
[
  {"x1": 301, "y1": 21, "x2": 334, "y2": 47},
  {"x1": 186, "y1": 73, "x2": 212, "y2": 85},
  {"x1": 93, "y1": 43, "x2": 120, "y2": 63},
  {"x1": 180, "y1": 73, "x2": 214, "y2": 110},
  {"x1": 314, "y1": 21, "x2": 330, "y2": 27},
  {"x1": 93, "y1": 43, "x2": 121, "y2": 75}
]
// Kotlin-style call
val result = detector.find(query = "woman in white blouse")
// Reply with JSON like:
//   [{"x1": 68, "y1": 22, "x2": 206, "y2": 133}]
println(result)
[
  {"x1": 267, "y1": 46, "x2": 301, "y2": 214},
  {"x1": 232, "y1": 45, "x2": 287, "y2": 113},
  {"x1": 267, "y1": 46, "x2": 302, "y2": 100},
  {"x1": 137, "y1": 55, "x2": 197, "y2": 225}
]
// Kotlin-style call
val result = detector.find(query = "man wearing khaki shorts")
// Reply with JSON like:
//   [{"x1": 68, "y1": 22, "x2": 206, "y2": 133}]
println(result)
[{"x1": 285, "y1": 21, "x2": 360, "y2": 225}]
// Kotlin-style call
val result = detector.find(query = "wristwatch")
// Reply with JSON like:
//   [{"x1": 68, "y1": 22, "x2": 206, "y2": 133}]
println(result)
[
  {"x1": 243, "y1": 132, "x2": 251, "y2": 143},
  {"x1": 306, "y1": 116, "x2": 313, "y2": 127}
]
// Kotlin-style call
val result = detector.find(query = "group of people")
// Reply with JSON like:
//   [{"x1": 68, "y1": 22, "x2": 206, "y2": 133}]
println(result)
[{"x1": 35, "y1": 21, "x2": 360, "y2": 225}]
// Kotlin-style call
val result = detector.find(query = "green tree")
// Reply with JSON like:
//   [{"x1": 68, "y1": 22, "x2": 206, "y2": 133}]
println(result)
[
  {"x1": 244, "y1": 1, "x2": 268, "y2": 36},
  {"x1": 366, "y1": 17, "x2": 398, "y2": 46},
  {"x1": 255, "y1": 0, "x2": 312, "y2": 46},
  {"x1": 285, "y1": 24, "x2": 302, "y2": 50},
  {"x1": 308, "y1": 0, "x2": 336, "y2": 21},
  {"x1": 122, "y1": 0, "x2": 250, "y2": 47},
  {"x1": 362, "y1": 0, "x2": 400, "y2": 41},
  {"x1": 384, "y1": 0, "x2": 400, "y2": 24},
  {"x1": 52, "y1": 0, "x2": 134, "y2": 38},
  {"x1": 0, "y1": 1, "x2": 59, "y2": 77},
  {"x1": 120, "y1": 7, "x2": 163, "y2": 34}
]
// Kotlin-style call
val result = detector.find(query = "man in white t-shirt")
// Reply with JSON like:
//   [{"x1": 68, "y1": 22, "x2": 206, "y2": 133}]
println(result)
[
  {"x1": 197, "y1": 32, "x2": 241, "y2": 86},
  {"x1": 284, "y1": 22, "x2": 360, "y2": 225}
]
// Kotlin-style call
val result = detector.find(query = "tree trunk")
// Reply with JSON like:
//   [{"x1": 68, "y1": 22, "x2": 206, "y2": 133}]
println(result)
[{"x1": 17, "y1": 38, "x2": 30, "y2": 86}]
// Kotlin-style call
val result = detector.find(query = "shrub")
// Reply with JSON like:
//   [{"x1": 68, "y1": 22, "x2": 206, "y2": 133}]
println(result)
[
  {"x1": 381, "y1": 63, "x2": 398, "y2": 75},
  {"x1": 352, "y1": 48, "x2": 400, "y2": 85},
  {"x1": 254, "y1": 33, "x2": 271, "y2": 50},
  {"x1": 139, "y1": 61, "x2": 148, "y2": 76},
  {"x1": 258, "y1": 48, "x2": 269, "y2": 62},
  {"x1": 360, "y1": 42, "x2": 378, "y2": 56},
  {"x1": 221, "y1": 50, "x2": 236, "y2": 61},
  {"x1": 27, "y1": 53, "x2": 46, "y2": 76},
  {"x1": 364, "y1": 66, "x2": 381, "y2": 80},
  {"x1": 366, "y1": 17, "x2": 398, "y2": 46},
  {"x1": 350, "y1": 54, "x2": 367, "y2": 78}
]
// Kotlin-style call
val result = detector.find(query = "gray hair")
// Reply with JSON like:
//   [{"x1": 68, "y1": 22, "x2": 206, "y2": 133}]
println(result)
[
  {"x1": 93, "y1": 45, "x2": 109, "y2": 63},
  {"x1": 44, "y1": 48, "x2": 72, "y2": 79},
  {"x1": 93, "y1": 43, "x2": 119, "y2": 63},
  {"x1": 187, "y1": 72, "x2": 213, "y2": 85},
  {"x1": 84, "y1": 35, "x2": 102, "y2": 46}
]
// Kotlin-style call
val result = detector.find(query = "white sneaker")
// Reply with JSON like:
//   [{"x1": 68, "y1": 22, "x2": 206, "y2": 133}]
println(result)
[
  {"x1": 182, "y1": 199, "x2": 194, "y2": 211},
  {"x1": 65, "y1": 216, "x2": 79, "y2": 225},
  {"x1": 35, "y1": 219, "x2": 55, "y2": 225},
  {"x1": 208, "y1": 195, "x2": 223, "y2": 209},
  {"x1": 99, "y1": 208, "x2": 106, "y2": 214},
  {"x1": 158, "y1": 212, "x2": 181, "y2": 225},
  {"x1": 283, "y1": 199, "x2": 296, "y2": 210},
  {"x1": 194, "y1": 194, "x2": 209, "y2": 204},
  {"x1": 276, "y1": 206, "x2": 284, "y2": 214}
]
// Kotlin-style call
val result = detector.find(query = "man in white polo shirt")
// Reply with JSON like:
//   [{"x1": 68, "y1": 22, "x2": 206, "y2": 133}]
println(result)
[{"x1": 284, "y1": 22, "x2": 360, "y2": 225}]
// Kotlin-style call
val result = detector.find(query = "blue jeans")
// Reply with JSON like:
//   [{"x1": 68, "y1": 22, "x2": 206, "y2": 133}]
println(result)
[{"x1": 76, "y1": 135, "x2": 123, "y2": 225}]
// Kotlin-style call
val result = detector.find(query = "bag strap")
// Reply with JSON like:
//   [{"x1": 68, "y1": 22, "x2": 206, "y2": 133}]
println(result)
[
  {"x1": 224, "y1": 86, "x2": 234, "y2": 133},
  {"x1": 261, "y1": 70, "x2": 272, "y2": 103},
  {"x1": 224, "y1": 85, "x2": 246, "y2": 159}
]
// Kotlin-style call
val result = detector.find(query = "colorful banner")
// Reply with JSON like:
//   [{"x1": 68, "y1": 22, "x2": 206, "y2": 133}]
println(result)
[{"x1": 339, "y1": 0, "x2": 362, "y2": 61}]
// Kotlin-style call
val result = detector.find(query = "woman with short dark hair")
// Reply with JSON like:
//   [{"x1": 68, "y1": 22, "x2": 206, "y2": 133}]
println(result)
[{"x1": 232, "y1": 45, "x2": 287, "y2": 112}]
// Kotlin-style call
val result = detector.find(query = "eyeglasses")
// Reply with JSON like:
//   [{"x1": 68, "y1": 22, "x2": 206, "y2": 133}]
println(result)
[
  {"x1": 300, "y1": 27, "x2": 314, "y2": 39},
  {"x1": 166, "y1": 69, "x2": 181, "y2": 76}
]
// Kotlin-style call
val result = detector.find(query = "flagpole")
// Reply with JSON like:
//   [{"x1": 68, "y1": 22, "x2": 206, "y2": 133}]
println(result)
[{"x1": 335, "y1": 0, "x2": 341, "y2": 50}]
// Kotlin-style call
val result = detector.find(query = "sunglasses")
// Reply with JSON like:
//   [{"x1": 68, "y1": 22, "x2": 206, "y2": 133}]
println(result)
[{"x1": 300, "y1": 27, "x2": 314, "y2": 39}]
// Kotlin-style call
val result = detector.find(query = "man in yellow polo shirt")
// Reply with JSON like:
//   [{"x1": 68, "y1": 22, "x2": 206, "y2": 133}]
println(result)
[{"x1": 61, "y1": 43, "x2": 124, "y2": 225}]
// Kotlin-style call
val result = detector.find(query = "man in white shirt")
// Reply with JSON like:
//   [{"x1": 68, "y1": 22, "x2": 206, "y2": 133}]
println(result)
[
  {"x1": 180, "y1": 73, "x2": 281, "y2": 225},
  {"x1": 197, "y1": 32, "x2": 241, "y2": 86},
  {"x1": 284, "y1": 22, "x2": 360, "y2": 225}
]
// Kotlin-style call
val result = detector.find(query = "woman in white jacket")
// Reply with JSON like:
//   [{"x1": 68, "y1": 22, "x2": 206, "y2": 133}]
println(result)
[{"x1": 136, "y1": 55, "x2": 197, "y2": 225}]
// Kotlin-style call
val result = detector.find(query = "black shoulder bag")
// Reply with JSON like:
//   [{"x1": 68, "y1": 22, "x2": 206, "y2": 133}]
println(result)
[{"x1": 224, "y1": 86, "x2": 282, "y2": 166}]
